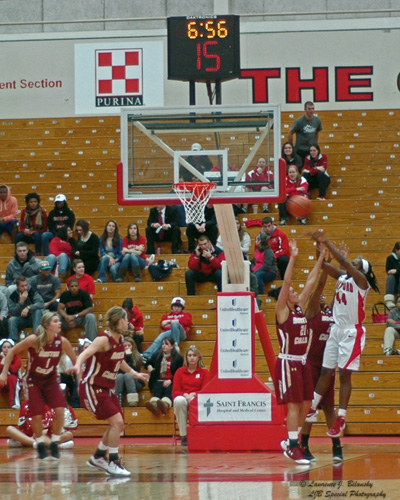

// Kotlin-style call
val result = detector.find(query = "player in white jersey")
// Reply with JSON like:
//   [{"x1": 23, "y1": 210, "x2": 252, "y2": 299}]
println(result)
[{"x1": 306, "y1": 230, "x2": 379, "y2": 440}]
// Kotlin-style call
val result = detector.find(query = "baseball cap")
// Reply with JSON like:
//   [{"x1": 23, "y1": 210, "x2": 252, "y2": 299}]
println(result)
[
  {"x1": 171, "y1": 296, "x2": 185, "y2": 308},
  {"x1": 40, "y1": 261, "x2": 52, "y2": 270},
  {"x1": 55, "y1": 194, "x2": 66, "y2": 202},
  {"x1": 191, "y1": 143, "x2": 203, "y2": 152}
]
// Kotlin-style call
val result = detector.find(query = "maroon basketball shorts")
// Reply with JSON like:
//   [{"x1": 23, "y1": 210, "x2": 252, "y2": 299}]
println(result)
[
  {"x1": 79, "y1": 382, "x2": 123, "y2": 421},
  {"x1": 27, "y1": 373, "x2": 66, "y2": 417}
]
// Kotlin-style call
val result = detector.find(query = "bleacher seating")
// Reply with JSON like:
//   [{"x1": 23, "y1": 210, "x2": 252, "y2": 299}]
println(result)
[{"x1": 0, "y1": 110, "x2": 399, "y2": 437}]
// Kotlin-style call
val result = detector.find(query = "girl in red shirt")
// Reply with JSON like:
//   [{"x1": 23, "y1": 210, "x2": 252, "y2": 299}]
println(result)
[
  {"x1": 0, "y1": 339, "x2": 22, "y2": 409},
  {"x1": 47, "y1": 226, "x2": 76, "y2": 281},
  {"x1": 173, "y1": 346, "x2": 209, "y2": 446},
  {"x1": 302, "y1": 144, "x2": 330, "y2": 200},
  {"x1": 278, "y1": 165, "x2": 309, "y2": 226},
  {"x1": 117, "y1": 222, "x2": 147, "y2": 282}
]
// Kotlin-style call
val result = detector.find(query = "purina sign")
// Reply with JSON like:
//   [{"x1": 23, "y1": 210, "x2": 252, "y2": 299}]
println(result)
[{"x1": 75, "y1": 41, "x2": 163, "y2": 114}]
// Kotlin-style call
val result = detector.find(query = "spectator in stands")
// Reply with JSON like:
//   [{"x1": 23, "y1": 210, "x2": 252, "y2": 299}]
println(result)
[
  {"x1": 145, "y1": 336, "x2": 183, "y2": 416},
  {"x1": 142, "y1": 297, "x2": 193, "y2": 361},
  {"x1": 302, "y1": 144, "x2": 330, "y2": 200},
  {"x1": 216, "y1": 217, "x2": 251, "y2": 260},
  {"x1": 281, "y1": 142, "x2": 303, "y2": 173},
  {"x1": 6, "y1": 241, "x2": 40, "y2": 288},
  {"x1": 185, "y1": 234, "x2": 225, "y2": 295},
  {"x1": 42, "y1": 194, "x2": 75, "y2": 255},
  {"x1": 115, "y1": 336, "x2": 144, "y2": 407},
  {"x1": 74, "y1": 219, "x2": 100, "y2": 277},
  {"x1": 0, "y1": 338, "x2": 21, "y2": 409},
  {"x1": 278, "y1": 165, "x2": 309, "y2": 226},
  {"x1": 383, "y1": 295, "x2": 400, "y2": 355},
  {"x1": 66, "y1": 259, "x2": 96, "y2": 301},
  {"x1": 179, "y1": 142, "x2": 213, "y2": 181},
  {"x1": 122, "y1": 298, "x2": 144, "y2": 352},
  {"x1": 8, "y1": 276, "x2": 44, "y2": 342},
  {"x1": 384, "y1": 242, "x2": 400, "y2": 309},
  {"x1": 47, "y1": 226, "x2": 76, "y2": 282},
  {"x1": 58, "y1": 278, "x2": 97, "y2": 341},
  {"x1": 186, "y1": 205, "x2": 218, "y2": 253},
  {"x1": 0, "y1": 184, "x2": 19, "y2": 243},
  {"x1": 117, "y1": 222, "x2": 147, "y2": 283},
  {"x1": 173, "y1": 346, "x2": 209, "y2": 446},
  {"x1": 244, "y1": 157, "x2": 273, "y2": 213},
  {"x1": 146, "y1": 205, "x2": 182, "y2": 255},
  {"x1": 15, "y1": 192, "x2": 48, "y2": 256},
  {"x1": 288, "y1": 101, "x2": 322, "y2": 166},
  {"x1": 261, "y1": 217, "x2": 290, "y2": 279},
  {"x1": 251, "y1": 232, "x2": 278, "y2": 294},
  {"x1": 30, "y1": 261, "x2": 62, "y2": 312},
  {"x1": 96, "y1": 220, "x2": 122, "y2": 283},
  {"x1": 0, "y1": 290, "x2": 9, "y2": 338}
]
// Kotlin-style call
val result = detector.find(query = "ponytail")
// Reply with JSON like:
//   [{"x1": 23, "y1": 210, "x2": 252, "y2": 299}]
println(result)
[{"x1": 34, "y1": 312, "x2": 59, "y2": 352}]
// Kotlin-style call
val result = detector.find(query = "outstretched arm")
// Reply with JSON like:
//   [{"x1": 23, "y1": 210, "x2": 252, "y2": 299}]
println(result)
[
  {"x1": 298, "y1": 244, "x2": 326, "y2": 309},
  {"x1": 311, "y1": 230, "x2": 368, "y2": 290},
  {"x1": 276, "y1": 240, "x2": 298, "y2": 324}
]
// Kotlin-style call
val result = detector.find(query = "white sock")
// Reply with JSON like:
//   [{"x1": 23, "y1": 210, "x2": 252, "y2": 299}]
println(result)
[
  {"x1": 311, "y1": 392, "x2": 322, "y2": 410},
  {"x1": 98, "y1": 441, "x2": 109, "y2": 451},
  {"x1": 338, "y1": 408, "x2": 347, "y2": 418},
  {"x1": 51, "y1": 434, "x2": 60, "y2": 443}
]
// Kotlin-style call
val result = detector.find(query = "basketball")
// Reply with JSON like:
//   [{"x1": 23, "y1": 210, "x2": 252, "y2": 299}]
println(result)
[{"x1": 287, "y1": 195, "x2": 312, "y2": 218}]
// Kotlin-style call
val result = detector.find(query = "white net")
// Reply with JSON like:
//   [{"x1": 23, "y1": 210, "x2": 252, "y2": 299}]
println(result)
[{"x1": 173, "y1": 182, "x2": 217, "y2": 224}]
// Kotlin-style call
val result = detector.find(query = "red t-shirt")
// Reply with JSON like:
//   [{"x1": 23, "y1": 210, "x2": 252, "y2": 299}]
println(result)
[
  {"x1": 122, "y1": 235, "x2": 147, "y2": 259},
  {"x1": 67, "y1": 273, "x2": 96, "y2": 296}
]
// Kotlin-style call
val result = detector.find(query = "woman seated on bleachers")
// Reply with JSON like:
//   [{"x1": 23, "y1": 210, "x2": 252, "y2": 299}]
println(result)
[
  {"x1": 15, "y1": 192, "x2": 48, "y2": 257},
  {"x1": 145, "y1": 336, "x2": 183, "y2": 416},
  {"x1": 278, "y1": 165, "x2": 309, "y2": 226},
  {"x1": 74, "y1": 219, "x2": 100, "y2": 277},
  {"x1": 117, "y1": 222, "x2": 147, "y2": 283},
  {"x1": 281, "y1": 142, "x2": 303, "y2": 173},
  {"x1": 115, "y1": 336, "x2": 144, "y2": 407},
  {"x1": 173, "y1": 346, "x2": 209, "y2": 446},
  {"x1": 66, "y1": 259, "x2": 95, "y2": 301},
  {"x1": 122, "y1": 298, "x2": 144, "y2": 353},
  {"x1": 47, "y1": 226, "x2": 76, "y2": 282},
  {"x1": 0, "y1": 339, "x2": 21, "y2": 409},
  {"x1": 302, "y1": 144, "x2": 330, "y2": 201},
  {"x1": 384, "y1": 242, "x2": 400, "y2": 309},
  {"x1": 96, "y1": 220, "x2": 122, "y2": 283},
  {"x1": 250, "y1": 232, "x2": 278, "y2": 295}
]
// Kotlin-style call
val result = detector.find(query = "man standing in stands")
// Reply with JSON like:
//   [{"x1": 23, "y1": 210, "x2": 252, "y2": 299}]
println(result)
[
  {"x1": 0, "y1": 184, "x2": 19, "y2": 243},
  {"x1": 58, "y1": 278, "x2": 97, "y2": 341},
  {"x1": 185, "y1": 234, "x2": 225, "y2": 295},
  {"x1": 288, "y1": 101, "x2": 322, "y2": 167},
  {"x1": 146, "y1": 205, "x2": 182, "y2": 254},
  {"x1": 261, "y1": 217, "x2": 290, "y2": 279}
]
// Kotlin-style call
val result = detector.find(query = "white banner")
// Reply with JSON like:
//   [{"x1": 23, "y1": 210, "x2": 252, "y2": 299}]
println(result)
[
  {"x1": 197, "y1": 393, "x2": 272, "y2": 422},
  {"x1": 217, "y1": 295, "x2": 252, "y2": 379}
]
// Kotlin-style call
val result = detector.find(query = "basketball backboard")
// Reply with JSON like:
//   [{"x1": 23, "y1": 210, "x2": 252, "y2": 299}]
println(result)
[{"x1": 118, "y1": 105, "x2": 285, "y2": 206}]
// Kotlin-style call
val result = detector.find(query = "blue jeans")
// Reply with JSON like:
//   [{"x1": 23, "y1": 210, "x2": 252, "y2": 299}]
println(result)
[
  {"x1": 61, "y1": 313, "x2": 97, "y2": 341},
  {"x1": 46, "y1": 253, "x2": 71, "y2": 274},
  {"x1": 41, "y1": 232, "x2": 54, "y2": 256},
  {"x1": 121, "y1": 253, "x2": 146, "y2": 270},
  {"x1": 15, "y1": 232, "x2": 46, "y2": 256},
  {"x1": 143, "y1": 322, "x2": 186, "y2": 360},
  {"x1": 97, "y1": 256, "x2": 121, "y2": 283},
  {"x1": 0, "y1": 220, "x2": 18, "y2": 236},
  {"x1": 254, "y1": 269, "x2": 277, "y2": 295},
  {"x1": 8, "y1": 309, "x2": 43, "y2": 342}
]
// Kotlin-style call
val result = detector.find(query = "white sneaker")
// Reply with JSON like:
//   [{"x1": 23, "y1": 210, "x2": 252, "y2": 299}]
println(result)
[
  {"x1": 145, "y1": 254, "x2": 155, "y2": 269},
  {"x1": 11, "y1": 404, "x2": 20, "y2": 410},
  {"x1": 59, "y1": 440, "x2": 74, "y2": 449},
  {"x1": 106, "y1": 459, "x2": 131, "y2": 477},
  {"x1": 280, "y1": 439, "x2": 289, "y2": 452},
  {"x1": 7, "y1": 439, "x2": 22, "y2": 448},
  {"x1": 87, "y1": 455, "x2": 109, "y2": 472}
]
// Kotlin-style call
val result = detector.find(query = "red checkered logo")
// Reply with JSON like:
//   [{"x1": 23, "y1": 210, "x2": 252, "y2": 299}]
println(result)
[{"x1": 95, "y1": 49, "x2": 143, "y2": 96}]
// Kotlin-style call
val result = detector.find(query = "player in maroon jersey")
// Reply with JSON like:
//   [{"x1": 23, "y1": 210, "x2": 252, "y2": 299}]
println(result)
[
  {"x1": 274, "y1": 240, "x2": 326, "y2": 465},
  {"x1": 70, "y1": 305, "x2": 149, "y2": 477},
  {"x1": 0, "y1": 311, "x2": 76, "y2": 459},
  {"x1": 300, "y1": 263, "x2": 344, "y2": 463}
]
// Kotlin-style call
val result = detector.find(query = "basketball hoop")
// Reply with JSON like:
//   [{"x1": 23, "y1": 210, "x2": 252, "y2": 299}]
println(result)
[{"x1": 173, "y1": 182, "x2": 217, "y2": 224}]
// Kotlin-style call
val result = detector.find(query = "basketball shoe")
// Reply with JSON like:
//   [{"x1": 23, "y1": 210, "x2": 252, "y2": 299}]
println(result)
[
  {"x1": 284, "y1": 446, "x2": 311, "y2": 465},
  {"x1": 87, "y1": 455, "x2": 109, "y2": 472},
  {"x1": 327, "y1": 416, "x2": 346, "y2": 438},
  {"x1": 106, "y1": 459, "x2": 131, "y2": 477}
]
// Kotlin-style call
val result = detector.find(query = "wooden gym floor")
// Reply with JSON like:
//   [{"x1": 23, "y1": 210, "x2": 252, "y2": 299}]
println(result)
[{"x1": 0, "y1": 436, "x2": 399, "y2": 500}]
